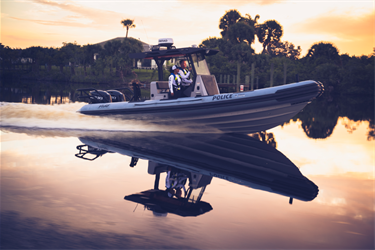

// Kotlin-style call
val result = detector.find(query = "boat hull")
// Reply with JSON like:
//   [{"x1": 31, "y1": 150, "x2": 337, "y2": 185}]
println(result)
[{"x1": 77, "y1": 80, "x2": 324, "y2": 133}]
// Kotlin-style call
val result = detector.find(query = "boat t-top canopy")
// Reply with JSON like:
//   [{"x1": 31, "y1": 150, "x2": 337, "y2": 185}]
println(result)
[
  {"x1": 129, "y1": 41, "x2": 219, "y2": 81},
  {"x1": 129, "y1": 47, "x2": 219, "y2": 61}
]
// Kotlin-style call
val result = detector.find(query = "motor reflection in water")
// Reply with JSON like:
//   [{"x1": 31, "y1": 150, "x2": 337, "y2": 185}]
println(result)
[
  {"x1": 75, "y1": 132, "x2": 319, "y2": 217},
  {"x1": 126, "y1": 163, "x2": 214, "y2": 217}
]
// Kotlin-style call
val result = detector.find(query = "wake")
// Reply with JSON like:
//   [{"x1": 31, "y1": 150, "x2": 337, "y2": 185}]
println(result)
[{"x1": 0, "y1": 102, "x2": 220, "y2": 135}]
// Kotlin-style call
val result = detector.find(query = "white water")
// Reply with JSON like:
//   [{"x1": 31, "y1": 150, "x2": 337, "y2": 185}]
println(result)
[{"x1": 0, "y1": 102, "x2": 220, "y2": 135}]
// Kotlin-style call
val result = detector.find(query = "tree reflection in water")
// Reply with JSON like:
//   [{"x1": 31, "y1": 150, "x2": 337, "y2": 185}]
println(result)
[{"x1": 289, "y1": 92, "x2": 374, "y2": 140}]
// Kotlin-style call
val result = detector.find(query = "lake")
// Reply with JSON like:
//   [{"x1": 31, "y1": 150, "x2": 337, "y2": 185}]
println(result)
[{"x1": 1, "y1": 84, "x2": 374, "y2": 249}]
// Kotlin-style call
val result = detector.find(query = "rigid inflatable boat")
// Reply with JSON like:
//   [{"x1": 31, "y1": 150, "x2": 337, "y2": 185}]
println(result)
[{"x1": 77, "y1": 38, "x2": 324, "y2": 133}]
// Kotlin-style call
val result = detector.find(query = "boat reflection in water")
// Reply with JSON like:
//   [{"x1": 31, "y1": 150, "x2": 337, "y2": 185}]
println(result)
[{"x1": 76, "y1": 132, "x2": 319, "y2": 217}]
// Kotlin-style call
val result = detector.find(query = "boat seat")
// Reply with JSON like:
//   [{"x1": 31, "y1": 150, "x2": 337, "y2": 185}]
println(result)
[
  {"x1": 150, "y1": 81, "x2": 171, "y2": 100},
  {"x1": 156, "y1": 81, "x2": 170, "y2": 92}
]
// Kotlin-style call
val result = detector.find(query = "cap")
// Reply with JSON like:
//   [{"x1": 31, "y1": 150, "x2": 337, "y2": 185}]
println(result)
[{"x1": 172, "y1": 65, "x2": 179, "y2": 70}]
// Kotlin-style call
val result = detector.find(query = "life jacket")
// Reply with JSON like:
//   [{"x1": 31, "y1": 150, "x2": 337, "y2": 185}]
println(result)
[
  {"x1": 178, "y1": 67, "x2": 190, "y2": 79},
  {"x1": 171, "y1": 73, "x2": 181, "y2": 90},
  {"x1": 167, "y1": 172, "x2": 187, "y2": 188}
]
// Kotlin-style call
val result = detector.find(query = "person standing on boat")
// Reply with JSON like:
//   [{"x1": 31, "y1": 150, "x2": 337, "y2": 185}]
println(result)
[
  {"x1": 169, "y1": 65, "x2": 182, "y2": 99},
  {"x1": 178, "y1": 60, "x2": 193, "y2": 97},
  {"x1": 165, "y1": 167, "x2": 188, "y2": 198}
]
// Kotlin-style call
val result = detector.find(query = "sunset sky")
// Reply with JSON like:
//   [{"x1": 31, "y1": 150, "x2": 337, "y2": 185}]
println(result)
[{"x1": 1, "y1": 0, "x2": 374, "y2": 57}]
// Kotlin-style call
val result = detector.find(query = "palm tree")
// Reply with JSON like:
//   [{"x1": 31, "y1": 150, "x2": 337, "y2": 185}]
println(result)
[
  {"x1": 242, "y1": 14, "x2": 260, "y2": 30},
  {"x1": 257, "y1": 20, "x2": 283, "y2": 54},
  {"x1": 219, "y1": 10, "x2": 242, "y2": 38},
  {"x1": 306, "y1": 42, "x2": 339, "y2": 61},
  {"x1": 227, "y1": 22, "x2": 255, "y2": 45},
  {"x1": 121, "y1": 19, "x2": 136, "y2": 38}
]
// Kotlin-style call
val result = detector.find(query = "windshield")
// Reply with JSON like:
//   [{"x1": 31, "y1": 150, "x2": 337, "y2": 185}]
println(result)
[{"x1": 191, "y1": 53, "x2": 210, "y2": 75}]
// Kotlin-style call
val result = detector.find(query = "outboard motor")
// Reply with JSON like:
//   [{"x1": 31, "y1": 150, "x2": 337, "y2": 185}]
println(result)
[
  {"x1": 89, "y1": 90, "x2": 112, "y2": 104},
  {"x1": 107, "y1": 90, "x2": 126, "y2": 102}
]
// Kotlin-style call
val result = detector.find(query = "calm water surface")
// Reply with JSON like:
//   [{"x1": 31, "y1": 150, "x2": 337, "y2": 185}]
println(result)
[{"x1": 0, "y1": 87, "x2": 374, "y2": 249}]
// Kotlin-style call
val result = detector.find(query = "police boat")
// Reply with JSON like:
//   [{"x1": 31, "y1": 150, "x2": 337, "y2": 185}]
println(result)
[{"x1": 76, "y1": 38, "x2": 324, "y2": 133}]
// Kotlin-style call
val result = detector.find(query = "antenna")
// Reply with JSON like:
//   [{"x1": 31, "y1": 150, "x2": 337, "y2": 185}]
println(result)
[{"x1": 133, "y1": 203, "x2": 138, "y2": 212}]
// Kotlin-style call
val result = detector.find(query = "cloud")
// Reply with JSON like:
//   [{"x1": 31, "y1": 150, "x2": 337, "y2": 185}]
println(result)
[
  {"x1": 177, "y1": 0, "x2": 282, "y2": 5},
  {"x1": 254, "y1": 0, "x2": 283, "y2": 5},
  {"x1": 28, "y1": 0, "x2": 124, "y2": 29},
  {"x1": 9, "y1": 16, "x2": 88, "y2": 28},
  {"x1": 293, "y1": 11, "x2": 375, "y2": 41}
]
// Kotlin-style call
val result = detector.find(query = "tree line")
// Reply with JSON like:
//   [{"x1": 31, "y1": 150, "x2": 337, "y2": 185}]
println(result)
[
  {"x1": 199, "y1": 9, "x2": 374, "y2": 97},
  {"x1": 0, "y1": 37, "x2": 143, "y2": 83}
]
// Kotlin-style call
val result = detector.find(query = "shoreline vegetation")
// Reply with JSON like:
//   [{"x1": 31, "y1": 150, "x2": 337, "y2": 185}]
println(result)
[{"x1": 1, "y1": 41, "x2": 373, "y2": 96}]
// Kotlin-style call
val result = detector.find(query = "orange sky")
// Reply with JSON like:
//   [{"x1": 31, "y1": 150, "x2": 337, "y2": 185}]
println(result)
[{"x1": 1, "y1": 0, "x2": 374, "y2": 57}]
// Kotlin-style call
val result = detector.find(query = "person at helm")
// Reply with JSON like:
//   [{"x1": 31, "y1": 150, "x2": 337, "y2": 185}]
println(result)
[
  {"x1": 168, "y1": 65, "x2": 182, "y2": 99},
  {"x1": 178, "y1": 60, "x2": 193, "y2": 96}
]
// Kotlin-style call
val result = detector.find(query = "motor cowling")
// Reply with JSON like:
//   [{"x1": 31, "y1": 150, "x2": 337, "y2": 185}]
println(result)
[
  {"x1": 89, "y1": 90, "x2": 112, "y2": 103},
  {"x1": 107, "y1": 90, "x2": 126, "y2": 102}
]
